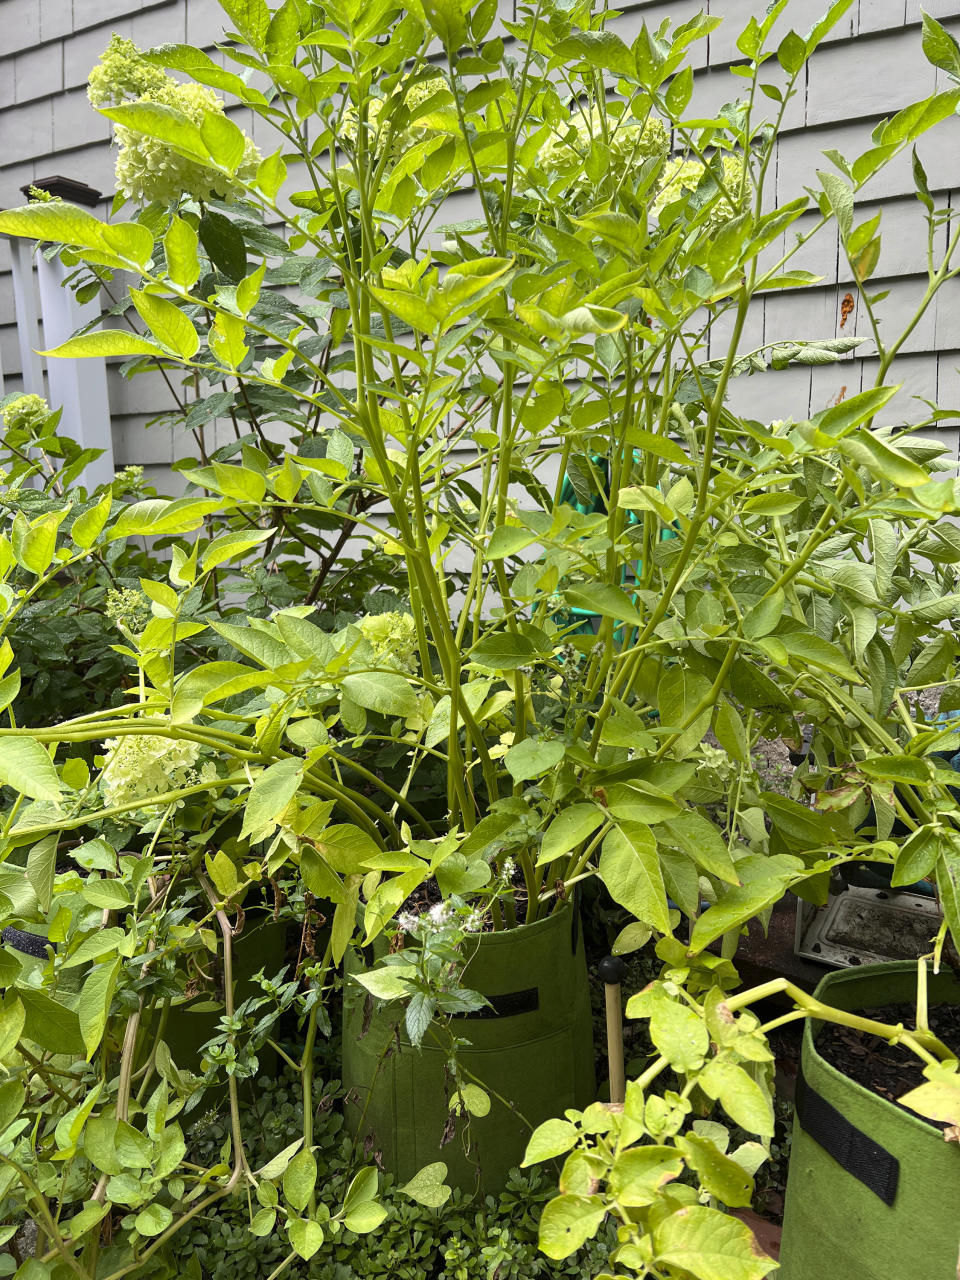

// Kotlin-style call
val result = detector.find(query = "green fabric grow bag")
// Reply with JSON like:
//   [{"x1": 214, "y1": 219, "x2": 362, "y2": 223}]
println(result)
[
  {"x1": 342, "y1": 904, "x2": 595, "y2": 1192},
  {"x1": 779, "y1": 960, "x2": 960, "y2": 1280},
  {"x1": 2, "y1": 918, "x2": 286, "y2": 1076}
]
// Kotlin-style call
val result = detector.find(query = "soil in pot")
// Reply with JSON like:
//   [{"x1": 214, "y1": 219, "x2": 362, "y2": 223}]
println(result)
[{"x1": 815, "y1": 999, "x2": 960, "y2": 1126}]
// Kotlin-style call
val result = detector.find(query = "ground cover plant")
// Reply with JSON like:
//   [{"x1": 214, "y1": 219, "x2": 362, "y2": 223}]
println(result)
[{"x1": 2, "y1": 0, "x2": 960, "y2": 1276}]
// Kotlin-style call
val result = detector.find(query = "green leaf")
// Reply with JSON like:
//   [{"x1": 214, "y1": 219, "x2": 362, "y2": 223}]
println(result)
[
  {"x1": 164, "y1": 215, "x2": 201, "y2": 291},
  {"x1": 0, "y1": 671, "x2": 21, "y2": 719},
  {"x1": 776, "y1": 631, "x2": 861, "y2": 683},
  {"x1": 504, "y1": 738, "x2": 564, "y2": 783},
  {"x1": 537, "y1": 1194, "x2": 606, "y2": 1260},
  {"x1": 892, "y1": 825, "x2": 940, "y2": 887},
  {"x1": 249, "y1": 1207, "x2": 277, "y2": 1237},
  {"x1": 811, "y1": 384, "x2": 899, "y2": 437},
  {"x1": 134, "y1": 1204, "x2": 173, "y2": 1237},
  {"x1": 522, "y1": 1119, "x2": 580, "y2": 1166},
  {"x1": 344, "y1": 1201, "x2": 389, "y2": 1233},
  {"x1": 538, "y1": 804, "x2": 604, "y2": 866},
  {"x1": 776, "y1": 29, "x2": 807, "y2": 74},
  {"x1": 470, "y1": 633, "x2": 541, "y2": 671},
  {"x1": 199, "y1": 209, "x2": 248, "y2": 281},
  {"x1": 283, "y1": 1149, "x2": 317, "y2": 1214},
  {"x1": 488, "y1": 525, "x2": 536, "y2": 559},
  {"x1": 201, "y1": 527, "x2": 275, "y2": 571},
  {"x1": 312, "y1": 824, "x2": 381, "y2": 874},
  {"x1": 648, "y1": 994, "x2": 709, "y2": 1072},
  {"x1": 78, "y1": 958, "x2": 121, "y2": 1060},
  {"x1": 341, "y1": 672, "x2": 418, "y2": 718},
  {"x1": 921, "y1": 12, "x2": 960, "y2": 76},
  {"x1": 819, "y1": 169, "x2": 853, "y2": 236},
  {"x1": 100, "y1": 102, "x2": 208, "y2": 162},
  {"x1": 421, "y1": 0, "x2": 468, "y2": 49},
  {"x1": 662, "y1": 812, "x2": 738, "y2": 884},
  {"x1": 564, "y1": 583, "x2": 643, "y2": 627},
  {"x1": 19, "y1": 989, "x2": 84, "y2": 1056},
  {"x1": 12, "y1": 509, "x2": 67, "y2": 575},
  {"x1": 343, "y1": 1166, "x2": 379, "y2": 1215},
  {"x1": 0, "y1": 203, "x2": 152, "y2": 268},
  {"x1": 698, "y1": 1060, "x2": 775, "y2": 1137},
  {"x1": 62, "y1": 927, "x2": 126, "y2": 970},
  {"x1": 654, "y1": 1205, "x2": 776, "y2": 1280},
  {"x1": 599, "y1": 822, "x2": 670, "y2": 934},
  {"x1": 677, "y1": 1133, "x2": 754, "y2": 1207},
  {"x1": 241, "y1": 758, "x2": 302, "y2": 840},
  {"x1": 72, "y1": 493, "x2": 113, "y2": 549},
  {"x1": 608, "y1": 1145, "x2": 683, "y2": 1207},
  {"x1": 26, "y1": 834, "x2": 58, "y2": 913},
  {"x1": 352, "y1": 965, "x2": 416, "y2": 1001},
  {"x1": 611, "y1": 921, "x2": 653, "y2": 955},
  {"x1": 690, "y1": 855, "x2": 802, "y2": 951},
  {"x1": 82, "y1": 879, "x2": 130, "y2": 910},
  {"x1": 900, "y1": 1065, "x2": 960, "y2": 1126},
  {"x1": 256, "y1": 1137, "x2": 303, "y2": 1180},
  {"x1": 130, "y1": 288, "x2": 199, "y2": 359},
  {"x1": 401, "y1": 1162, "x2": 451, "y2": 1208},
  {"x1": 837, "y1": 432, "x2": 931, "y2": 488},
  {"x1": 713, "y1": 701, "x2": 749, "y2": 765},
  {"x1": 219, "y1": 0, "x2": 270, "y2": 49},
  {"x1": 0, "y1": 992, "x2": 25, "y2": 1062},
  {"x1": 657, "y1": 666, "x2": 713, "y2": 754},
  {"x1": 937, "y1": 847, "x2": 960, "y2": 943},
  {"x1": 200, "y1": 111, "x2": 247, "y2": 171},
  {"x1": 0, "y1": 738, "x2": 61, "y2": 804},
  {"x1": 287, "y1": 1218, "x2": 324, "y2": 1260},
  {"x1": 108, "y1": 498, "x2": 221, "y2": 541},
  {"x1": 554, "y1": 31, "x2": 636, "y2": 77}
]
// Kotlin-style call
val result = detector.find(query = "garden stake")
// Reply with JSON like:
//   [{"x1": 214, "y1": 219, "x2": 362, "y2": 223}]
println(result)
[{"x1": 599, "y1": 956, "x2": 628, "y2": 1106}]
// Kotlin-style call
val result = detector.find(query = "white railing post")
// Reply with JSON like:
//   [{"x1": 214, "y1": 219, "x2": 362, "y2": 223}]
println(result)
[{"x1": 7, "y1": 177, "x2": 115, "y2": 491}]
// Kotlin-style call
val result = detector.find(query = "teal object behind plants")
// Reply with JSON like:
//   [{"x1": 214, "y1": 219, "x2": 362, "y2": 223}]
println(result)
[
  {"x1": 342, "y1": 904, "x2": 595, "y2": 1193},
  {"x1": 779, "y1": 961, "x2": 960, "y2": 1280}
]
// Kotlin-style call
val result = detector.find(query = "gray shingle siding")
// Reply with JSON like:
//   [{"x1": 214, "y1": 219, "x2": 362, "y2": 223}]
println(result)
[{"x1": 0, "y1": 0, "x2": 958, "y2": 485}]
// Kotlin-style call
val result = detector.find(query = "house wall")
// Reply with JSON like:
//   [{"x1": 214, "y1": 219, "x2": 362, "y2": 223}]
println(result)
[{"x1": 1, "y1": 0, "x2": 960, "y2": 489}]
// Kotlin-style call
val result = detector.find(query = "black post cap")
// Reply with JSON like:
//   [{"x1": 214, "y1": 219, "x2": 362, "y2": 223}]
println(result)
[{"x1": 599, "y1": 955, "x2": 627, "y2": 985}]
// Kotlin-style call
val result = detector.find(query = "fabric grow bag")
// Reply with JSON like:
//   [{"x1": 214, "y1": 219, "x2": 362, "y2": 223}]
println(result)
[
  {"x1": 779, "y1": 960, "x2": 960, "y2": 1280},
  {"x1": 342, "y1": 903, "x2": 595, "y2": 1192},
  {"x1": 2, "y1": 918, "x2": 285, "y2": 1073}
]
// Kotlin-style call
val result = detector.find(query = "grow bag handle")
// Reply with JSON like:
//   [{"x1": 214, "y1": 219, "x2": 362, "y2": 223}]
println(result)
[
  {"x1": 1, "y1": 927, "x2": 52, "y2": 959},
  {"x1": 795, "y1": 1067, "x2": 900, "y2": 1206}
]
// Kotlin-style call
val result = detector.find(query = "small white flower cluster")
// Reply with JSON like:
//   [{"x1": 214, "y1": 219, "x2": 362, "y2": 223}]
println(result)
[
  {"x1": 104, "y1": 587, "x2": 151, "y2": 633},
  {"x1": 355, "y1": 611, "x2": 419, "y2": 672},
  {"x1": 427, "y1": 900, "x2": 453, "y2": 927},
  {"x1": 88, "y1": 35, "x2": 260, "y2": 205},
  {"x1": 341, "y1": 75, "x2": 451, "y2": 163},
  {"x1": 100, "y1": 734, "x2": 216, "y2": 812},
  {"x1": 1, "y1": 393, "x2": 51, "y2": 435},
  {"x1": 395, "y1": 900, "x2": 486, "y2": 936},
  {"x1": 650, "y1": 154, "x2": 747, "y2": 231},
  {"x1": 540, "y1": 107, "x2": 668, "y2": 185},
  {"x1": 462, "y1": 908, "x2": 484, "y2": 934}
]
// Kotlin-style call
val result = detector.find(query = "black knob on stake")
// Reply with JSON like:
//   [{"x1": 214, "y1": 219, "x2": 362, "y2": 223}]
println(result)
[
  {"x1": 600, "y1": 954, "x2": 627, "y2": 1106},
  {"x1": 599, "y1": 955, "x2": 627, "y2": 986}
]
